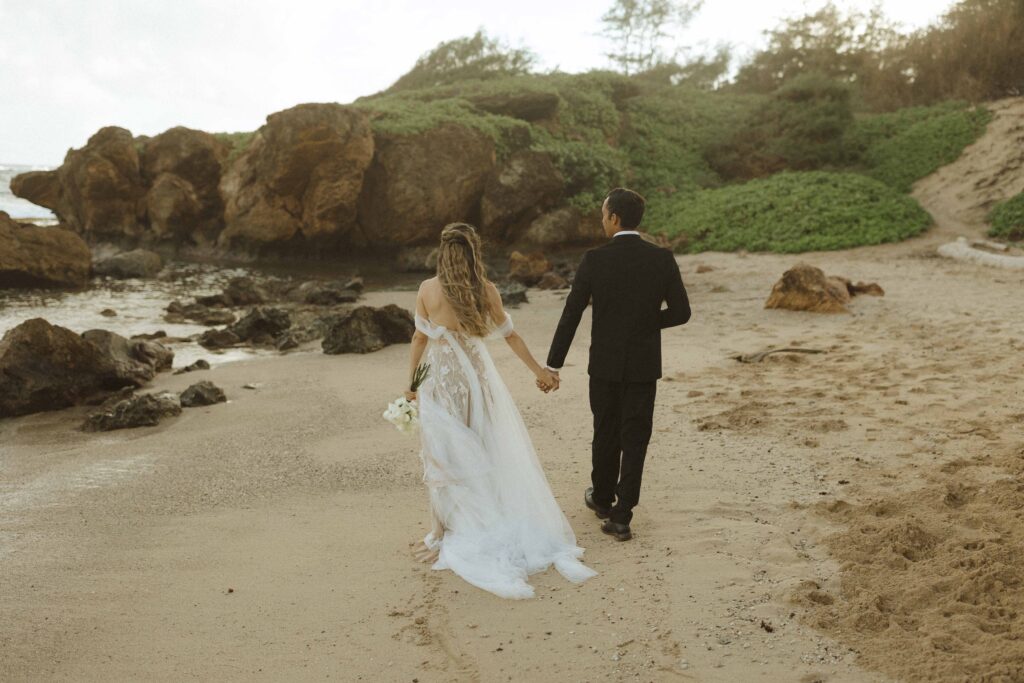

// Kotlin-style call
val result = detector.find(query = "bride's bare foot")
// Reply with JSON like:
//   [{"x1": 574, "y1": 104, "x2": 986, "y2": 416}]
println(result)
[{"x1": 410, "y1": 539, "x2": 439, "y2": 564}]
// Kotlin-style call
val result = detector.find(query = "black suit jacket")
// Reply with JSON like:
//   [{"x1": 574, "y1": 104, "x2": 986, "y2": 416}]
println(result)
[{"x1": 546, "y1": 234, "x2": 691, "y2": 382}]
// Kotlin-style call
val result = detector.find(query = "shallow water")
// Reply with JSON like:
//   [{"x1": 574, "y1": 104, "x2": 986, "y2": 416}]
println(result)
[{"x1": 0, "y1": 262, "x2": 282, "y2": 368}]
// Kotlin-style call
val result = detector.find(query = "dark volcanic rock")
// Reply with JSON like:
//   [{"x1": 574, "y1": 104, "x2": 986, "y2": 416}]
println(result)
[
  {"x1": 92, "y1": 248, "x2": 164, "y2": 279},
  {"x1": 82, "y1": 392, "x2": 182, "y2": 431},
  {"x1": 198, "y1": 328, "x2": 241, "y2": 349},
  {"x1": 80, "y1": 329, "x2": 173, "y2": 387},
  {"x1": 294, "y1": 280, "x2": 361, "y2": 305},
  {"x1": 228, "y1": 307, "x2": 292, "y2": 343},
  {"x1": 0, "y1": 319, "x2": 131, "y2": 418},
  {"x1": 0, "y1": 211, "x2": 92, "y2": 288},
  {"x1": 496, "y1": 281, "x2": 529, "y2": 308},
  {"x1": 173, "y1": 359, "x2": 211, "y2": 375},
  {"x1": 180, "y1": 381, "x2": 226, "y2": 407},
  {"x1": 321, "y1": 305, "x2": 414, "y2": 354}
]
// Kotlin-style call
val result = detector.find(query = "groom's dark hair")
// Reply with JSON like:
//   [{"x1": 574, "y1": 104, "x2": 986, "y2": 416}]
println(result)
[{"x1": 605, "y1": 187, "x2": 646, "y2": 229}]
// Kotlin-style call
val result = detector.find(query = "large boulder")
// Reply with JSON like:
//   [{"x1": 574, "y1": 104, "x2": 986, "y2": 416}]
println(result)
[
  {"x1": 322, "y1": 305, "x2": 414, "y2": 354},
  {"x1": 0, "y1": 319, "x2": 131, "y2": 417},
  {"x1": 218, "y1": 103, "x2": 374, "y2": 249},
  {"x1": 82, "y1": 391, "x2": 182, "y2": 431},
  {"x1": 522, "y1": 207, "x2": 604, "y2": 246},
  {"x1": 140, "y1": 127, "x2": 228, "y2": 243},
  {"x1": 92, "y1": 248, "x2": 163, "y2": 279},
  {"x1": 764, "y1": 264, "x2": 852, "y2": 314},
  {"x1": 479, "y1": 151, "x2": 563, "y2": 241},
  {"x1": 80, "y1": 329, "x2": 174, "y2": 387},
  {"x1": 508, "y1": 251, "x2": 553, "y2": 287},
  {"x1": 17, "y1": 127, "x2": 146, "y2": 240},
  {"x1": 228, "y1": 306, "x2": 292, "y2": 344},
  {"x1": 0, "y1": 212, "x2": 92, "y2": 288},
  {"x1": 357, "y1": 124, "x2": 495, "y2": 245}
]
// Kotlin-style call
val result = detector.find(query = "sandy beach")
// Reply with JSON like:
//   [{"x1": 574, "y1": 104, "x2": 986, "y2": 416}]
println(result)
[
  {"x1": 4, "y1": 100, "x2": 1024, "y2": 682},
  {"x1": 2, "y1": 227, "x2": 1021, "y2": 681}
]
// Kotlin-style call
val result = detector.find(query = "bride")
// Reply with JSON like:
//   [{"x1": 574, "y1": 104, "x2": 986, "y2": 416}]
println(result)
[{"x1": 403, "y1": 222, "x2": 598, "y2": 599}]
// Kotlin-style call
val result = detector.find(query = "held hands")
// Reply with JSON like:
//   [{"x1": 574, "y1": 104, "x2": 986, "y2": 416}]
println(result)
[
  {"x1": 404, "y1": 390, "x2": 417, "y2": 402},
  {"x1": 535, "y1": 368, "x2": 560, "y2": 393}
]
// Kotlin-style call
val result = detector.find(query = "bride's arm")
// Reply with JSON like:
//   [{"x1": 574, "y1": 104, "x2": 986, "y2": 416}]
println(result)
[
  {"x1": 485, "y1": 283, "x2": 559, "y2": 391},
  {"x1": 406, "y1": 285, "x2": 429, "y2": 400}
]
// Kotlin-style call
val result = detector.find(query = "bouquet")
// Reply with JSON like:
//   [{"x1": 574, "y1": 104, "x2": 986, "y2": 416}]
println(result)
[{"x1": 383, "y1": 363, "x2": 430, "y2": 433}]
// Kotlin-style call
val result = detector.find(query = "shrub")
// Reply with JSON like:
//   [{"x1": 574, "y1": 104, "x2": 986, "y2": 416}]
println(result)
[
  {"x1": 646, "y1": 171, "x2": 931, "y2": 253},
  {"x1": 853, "y1": 105, "x2": 991, "y2": 192},
  {"x1": 988, "y1": 192, "x2": 1024, "y2": 241},
  {"x1": 708, "y1": 74, "x2": 855, "y2": 180}
]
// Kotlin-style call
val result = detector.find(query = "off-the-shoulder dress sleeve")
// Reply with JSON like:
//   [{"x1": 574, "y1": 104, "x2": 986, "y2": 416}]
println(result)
[{"x1": 493, "y1": 312, "x2": 514, "y2": 338}]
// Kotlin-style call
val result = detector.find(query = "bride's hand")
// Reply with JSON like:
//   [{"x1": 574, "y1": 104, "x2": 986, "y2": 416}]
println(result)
[
  {"x1": 404, "y1": 390, "x2": 417, "y2": 401},
  {"x1": 535, "y1": 369, "x2": 559, "y2": 393}
]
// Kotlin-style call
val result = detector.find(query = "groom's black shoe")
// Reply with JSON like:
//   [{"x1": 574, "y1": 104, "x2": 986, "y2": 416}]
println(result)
[
  {"x1": 601, "y1": 519, "x2": 632, "y2": 542},
  {"x1": 585, "y1": 487, "x2": 611, "y2": 519}
]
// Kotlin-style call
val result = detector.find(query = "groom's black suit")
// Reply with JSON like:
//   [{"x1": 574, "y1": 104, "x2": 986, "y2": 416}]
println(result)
[{"x1": 546, "y1": 233, "x2": 690, "y2": 525}]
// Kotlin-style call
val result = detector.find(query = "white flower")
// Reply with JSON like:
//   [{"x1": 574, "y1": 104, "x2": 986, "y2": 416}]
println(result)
[{"x1": 383, "y1": 396, "x2": 419, "y2": 434}]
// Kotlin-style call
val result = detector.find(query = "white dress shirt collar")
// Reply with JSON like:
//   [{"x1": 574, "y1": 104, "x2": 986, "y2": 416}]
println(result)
[{"x1": 613, "y1": 230, "x2": 641, "y2": 237}]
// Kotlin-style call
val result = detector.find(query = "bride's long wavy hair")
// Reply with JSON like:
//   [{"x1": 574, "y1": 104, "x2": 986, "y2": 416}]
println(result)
[{"x1": 436, "y1": 223, "x2": 492, "y2": 337}]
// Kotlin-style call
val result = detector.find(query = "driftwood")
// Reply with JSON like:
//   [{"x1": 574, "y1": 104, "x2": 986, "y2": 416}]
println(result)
[
  {"x1": 732, "y1": 348, "x2": 827, "y2": 363},
  {"x1": 937, "y1": 237, "x2": 1024, "y2": 269}
]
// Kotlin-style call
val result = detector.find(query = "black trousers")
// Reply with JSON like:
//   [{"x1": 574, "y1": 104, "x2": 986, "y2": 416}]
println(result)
[{"x1": 588, "y1": 377, "x2": 657, "y2": 525}]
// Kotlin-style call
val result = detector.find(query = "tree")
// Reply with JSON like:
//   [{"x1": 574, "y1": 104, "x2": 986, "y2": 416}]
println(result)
[
  {"x1": 731, "y1": 3, "x2": 910, "y2": 109},
  {"x1": 600, "y1": 0, "x2": 704, "y2": 75},
  {"x1": 386, "y1": 30, "x2": 538, "y2": 93}
]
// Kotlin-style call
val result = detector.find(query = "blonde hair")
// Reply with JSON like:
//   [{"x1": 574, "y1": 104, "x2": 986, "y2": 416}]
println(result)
[{"x1": 437, "y1": 223, "x2": 492, "y2": 337}]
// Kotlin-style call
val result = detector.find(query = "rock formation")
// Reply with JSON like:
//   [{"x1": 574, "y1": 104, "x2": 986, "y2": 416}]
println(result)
[{"x1": 0, "y1": 211, "x2": 92, "y2": 288}]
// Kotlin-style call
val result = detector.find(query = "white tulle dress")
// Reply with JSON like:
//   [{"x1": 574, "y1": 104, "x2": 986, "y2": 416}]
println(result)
[{"x1": 414, "y1": 312, "x2": 597, "y2": 599}]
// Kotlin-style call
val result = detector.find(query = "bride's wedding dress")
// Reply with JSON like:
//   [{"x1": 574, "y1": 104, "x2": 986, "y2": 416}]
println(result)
[{"x1": 414, "y1": 312, "x2": 597, "y2": 599}]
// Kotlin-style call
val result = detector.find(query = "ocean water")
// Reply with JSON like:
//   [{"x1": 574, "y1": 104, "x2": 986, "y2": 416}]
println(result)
[{"x1": 1, "y1": 163, "x2": 56, "y2": 220}]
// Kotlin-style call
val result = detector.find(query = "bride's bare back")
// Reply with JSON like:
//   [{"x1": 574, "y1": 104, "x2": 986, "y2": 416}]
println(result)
[{"x1": 416, "y1": 276, "x2": 503, "y2": 332}]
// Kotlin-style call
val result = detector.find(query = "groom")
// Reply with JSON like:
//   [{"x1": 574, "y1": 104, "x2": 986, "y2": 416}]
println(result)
[{"x1": 542, "y1": 187, "x2": 690, "y2": 541}]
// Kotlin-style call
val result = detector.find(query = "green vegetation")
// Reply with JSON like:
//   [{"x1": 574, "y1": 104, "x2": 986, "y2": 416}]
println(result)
[
  {"x1": 849, "y1": 104, "x2": 992, "y2": 193},
  {"x1": 988, "y1": 192, "x2": 1024, "y2": 241},
  {"x1": 644, "y1": 171, "x2": 931, "y2": 253}
]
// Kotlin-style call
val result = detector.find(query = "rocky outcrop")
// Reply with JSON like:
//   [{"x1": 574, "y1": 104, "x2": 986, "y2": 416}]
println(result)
[
  {"x1": 0, "y1": 319, "x2": 128, "y2": 417},
  {"x1": 479, "y1": 151, "x2": 563, "y2": 241},
  {"x1": 44, "y1": 127, "x2": 144, "y2": 239},
  {"x1": 10, "y1": 103, "x2": 607, "y2": 255},
  {"x1": 395, "y1": 246, "x2": 439, "y2": 272},
  {"x1": 0, "y1": 211, "x2": 92, "y2": 288},
  {"x1": 218, "y1": 103, "x2": 374, "y2": 249},
  {"x1": 92, "y1": 248, "x2": 163, "y2": 279},
  {"x1": 82, "y1": 391, "x2": 182, "y2": 431},
  {"x1": 321, "y1": 305, "x2": 414, "y2": 354},
  {"x1": 357, "y1": 124, "x2": 495, "y2": 245},
  {"x1": 141, "y1": 127, "x2": 229, "y2": 244}
]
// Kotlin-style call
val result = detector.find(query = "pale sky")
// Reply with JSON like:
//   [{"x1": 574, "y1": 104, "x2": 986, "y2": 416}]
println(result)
[{"x1": 0, "y1": 0, "x2": 949, "y2": 166}]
